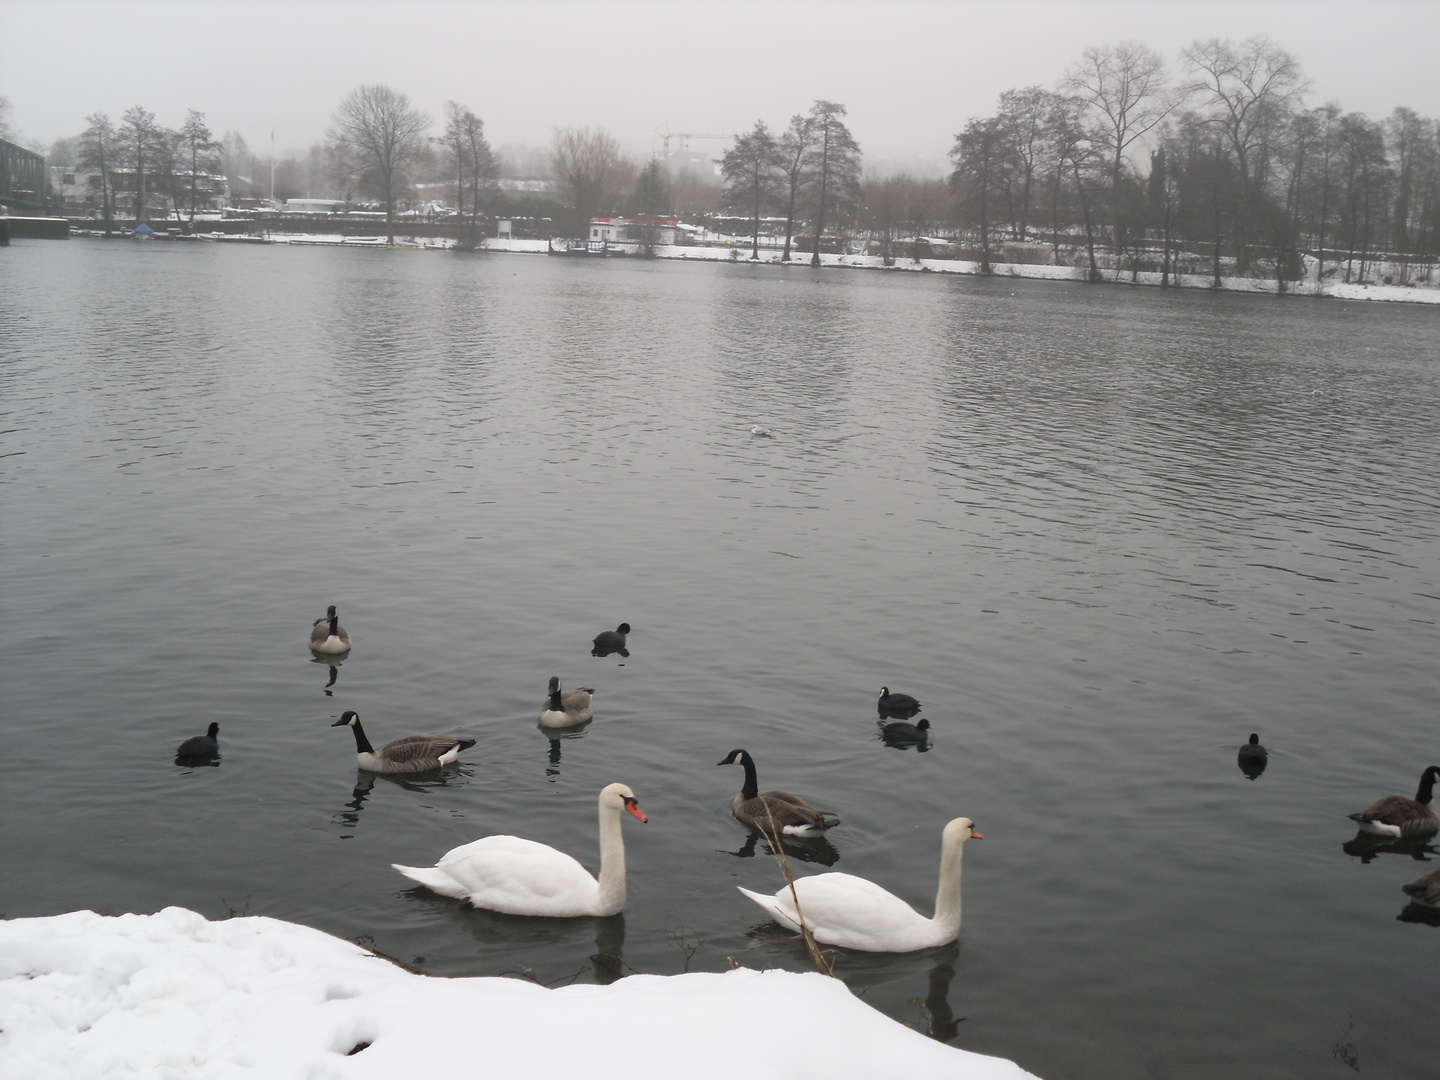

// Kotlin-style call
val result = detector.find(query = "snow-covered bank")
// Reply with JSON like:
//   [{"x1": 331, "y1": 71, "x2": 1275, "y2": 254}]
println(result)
[
  {"x1": 612, "y1": 243, "x2": 1440, "y2": 305},
  {"x1": 0, "y1": 908, "x2": 1039, "y2": 1080}
]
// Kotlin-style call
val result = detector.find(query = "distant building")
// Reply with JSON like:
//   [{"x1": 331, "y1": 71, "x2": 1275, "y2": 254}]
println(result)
[
  {"x1": 284, "y1": 198, "x2": 345, "y2": 213},
  {"x1": 1, "y1": 138, "x2": 47, "y2": 215},
  {"x1": 589, "y1": 216, "x2": 681, "y2": 246}
]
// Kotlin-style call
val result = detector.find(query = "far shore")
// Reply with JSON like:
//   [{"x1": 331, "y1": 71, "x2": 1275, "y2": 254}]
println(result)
[{"x1": 63, "y1": 228, "x2": 1440, "y2": 306}]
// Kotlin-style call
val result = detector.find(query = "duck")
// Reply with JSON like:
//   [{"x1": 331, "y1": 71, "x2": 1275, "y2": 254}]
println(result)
[
  {"x1": 309, "y1": 605, "x2": 351, "y2": 654},
  {"x1": 592, "y1": 623, "x2": 631, "y2": 652},
  {"x1": 738, "y1": 817, "x2": 983, "y2": 952},
  {"x1": 1238, "y1": 733, "x2": 1267, "y2": 765},
  {"x1": 1401, "y1": 866, "x2": 1440, "y2": 908},
  {"x1": 877, "y1": 686, "x2": 921, "y2": 717},
  {"x1": 1347, "y1": 765, "x2": 1440, "y2": 837},
  {"x1": 717, "y1": 749, "x2": 839, "y2": 836},
  {"x1": 392, "y1": 782, "x2": 648, "y2": 916},
  {"x1": 539, "y1": 677, "x2": 594, "y2": 727},
  {"x1": 330, "y1": 710, "x2": 475, "y2": 774},
  {"x1": 1237, "y1": 733, "x2": 1268, "y2": 778},
  {"x1": 881, "y1": 718, "x2": 931, "y2": 743},
  {"x1": 176, "y1": 722, "x2": 220, "y2": 758}
]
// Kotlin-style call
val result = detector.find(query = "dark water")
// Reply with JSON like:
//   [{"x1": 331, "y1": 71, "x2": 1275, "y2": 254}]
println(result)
[{"x1": 3, "y1": 240, "x2": 1438, "y2": 1079}]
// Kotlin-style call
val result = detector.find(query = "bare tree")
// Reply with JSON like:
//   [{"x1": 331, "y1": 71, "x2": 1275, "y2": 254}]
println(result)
[
  {"x1": 1064, "y1": 40, "x2": 1177, "y2": 258},
  {"x1": 0, "y1": 95, "x2": 14, "y2": 142},
  {"x1": 179, "y1": 110, "x2": 220, "y2": 226},
  {"x1": 806, "y1": 100, "x2": 862, "y2": 266},
  {"x1": 721, "y1": 120, "x2": 780, "y2": 258},
  {"x1": 995, "y1": 86, "x2": 1056, "y2": 240},
  {"x1": 78, "y1": 112, "x2": 116, "y2": 235},
  {"x1": 776, "y1": 113, "x2": 814, "y2": 261},
  {"x1": 327, "y1": 84, "x2": 431, "y2": 244},
  {"x1": 549, "y1": 125, "x2": 631, "y2": 236},
  {"x1": 951, "y1": 116, "x2": 1005, "y2": 272},
  {"x1": 442, "y1": 101, "x2": 495, "y2": 239},
  {"x1": 1184, "y1": 37, "x2": 1306, "y2": 272},
  {"x1": 118, "y1": 106, "x2": 160, "y2": 224}
]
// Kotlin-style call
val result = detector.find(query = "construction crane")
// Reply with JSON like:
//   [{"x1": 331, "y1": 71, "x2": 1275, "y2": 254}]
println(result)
[{"x1": 654, "y1": 125, "x2": 734, "y2": 173}]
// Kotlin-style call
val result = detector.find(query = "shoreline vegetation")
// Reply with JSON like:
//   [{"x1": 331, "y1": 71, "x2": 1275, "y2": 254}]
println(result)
[{"x1": 60, "y1": 229, "x2": 1440, "y2": 306}]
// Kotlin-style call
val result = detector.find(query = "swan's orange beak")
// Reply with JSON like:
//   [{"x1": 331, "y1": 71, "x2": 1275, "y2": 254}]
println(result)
[
  {"x1": 970, "y1": 829, "x2": 983, "y2": 839},
  {"x1": 624, "y1": 798, "x2": 648, "y2": 823}
]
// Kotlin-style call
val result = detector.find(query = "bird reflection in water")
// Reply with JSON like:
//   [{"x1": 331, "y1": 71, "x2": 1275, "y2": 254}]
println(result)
[
  {"x1": 539, "y1": 721, "x2": 591, "y2": 781},
  {"x1": 876, "y1": 720, "x2": 933, "y2": 753},
  {"x1": 1397, "y1": 901, "x2": 1440, "y2": 927},
  {"x1": 1342, "y1": 832, "x2": 1438, "y2": 864},
  {"x1": 917, "y1": 942, "x2": 963, "y2": 1043},
  {"x1": 334, "y1": 768, "x2": 473, "y2": 837},
  {"x1": 721, "y1": 830, "x2": 841, "y2": 867},
  {"x1": 309, "y1": 654, "x2": 343, "y2": 696},
  {"x1": 591, "y1": 915, "x2": 627, "y2": 985}
]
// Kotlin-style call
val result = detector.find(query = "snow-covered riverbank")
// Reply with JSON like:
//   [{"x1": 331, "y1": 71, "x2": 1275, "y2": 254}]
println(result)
[
  {"x1": 0, "y1": 908, "x2": 1039, "y2": 1080},
  {"x1": 473, "y1": 238, "x2": 1440, "y2": 305}
]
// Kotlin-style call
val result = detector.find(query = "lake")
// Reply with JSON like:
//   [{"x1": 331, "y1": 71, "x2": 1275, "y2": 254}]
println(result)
[{"x1": 2, "y1": 239, "x2": 1438, "y2": 1079}]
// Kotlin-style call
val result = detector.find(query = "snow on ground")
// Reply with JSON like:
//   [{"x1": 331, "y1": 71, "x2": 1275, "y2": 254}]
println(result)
[{"x1": 0, "y1": 908, "x2": 1039, "y2": 1080}]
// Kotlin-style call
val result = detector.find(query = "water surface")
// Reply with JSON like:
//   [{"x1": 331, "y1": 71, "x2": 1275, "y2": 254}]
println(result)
[{"x1": 2, "y1": 240, "x2": 1438, "y2": 1079}]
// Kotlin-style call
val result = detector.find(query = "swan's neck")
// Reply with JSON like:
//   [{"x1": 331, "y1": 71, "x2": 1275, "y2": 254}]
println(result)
[
  {"x1": 930, "y1": 833, "x2": 966, "y2": 939},
  {"x1": 595, "y1": 799, "x2": 627, "y2": 912},
  {"x1": 738, "y1": 756, "x2": 759, "y2": 801},
  {"x1": 349, "y1": 721, "x2": 374, "y2": 755}
]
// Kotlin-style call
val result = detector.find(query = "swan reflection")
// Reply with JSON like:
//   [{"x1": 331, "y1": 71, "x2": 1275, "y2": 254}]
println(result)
[
  {"x1": 1342, "y1": 832, "x2": 1439, "y2": 864},
  {"x1": 721, "y1": 830, "x2": 841, "y2": 866}
]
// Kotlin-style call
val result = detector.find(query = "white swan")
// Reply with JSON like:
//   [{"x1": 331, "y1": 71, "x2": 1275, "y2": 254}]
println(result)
[
  {"x1": 738, "y1": 817, "x2": 981, "y2": 952},
  {"x1": 392, "y1": 782, "x2": 647, "y2": 917}
]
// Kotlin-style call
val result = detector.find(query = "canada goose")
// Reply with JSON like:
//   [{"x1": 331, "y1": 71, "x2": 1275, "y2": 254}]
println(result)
[
  {"x1": 539, "y1": 677, "x2": 594, "y2": 727},
  {"x1": 882, "y1": 718, "x2": 931, "y2": 743},
  {"x1": 877, "y1": 686, "x2": 921, "y2": 717},
  {"x1": 392, "y1": 782, "x2": 648, "y2": 916},
  {"x1": 176, "y1": 722, "x2": 219, "y2": 758},
  {"x1": 309, "y1": 605, "x2": 351, "y2": 654},
  {"x1": 330, "y1": 710, "x2": 475, "y2": 774},
  {"x1": 1401, "y1": 867, "x2": 1440, "y2": 908},
  {"x1": 1347, "y1": 765, "x2": 1440, "y2": 837},
  {"x1": 717, "y1": 749, "x2": 839, "y2": 836},
  {"x1": 738, "y1": 817, "x2": 983, "y2": 952},
  {"x1": 592, "y1": 623, "x2": 631, "y2": 652}
]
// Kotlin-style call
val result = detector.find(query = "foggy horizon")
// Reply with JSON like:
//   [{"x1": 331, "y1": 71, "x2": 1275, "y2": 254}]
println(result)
[{"x1": 5, "y1": 0, "x2": 1440, "y2": 173}]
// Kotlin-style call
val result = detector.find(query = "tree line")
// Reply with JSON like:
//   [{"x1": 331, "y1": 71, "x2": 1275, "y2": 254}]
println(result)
[
  {"x1": 23, "y1": 36, "x2": 1440, "y2": 284},
  {"x1": 946, "y1": 37, "x2": 1440, "y2": 286}
]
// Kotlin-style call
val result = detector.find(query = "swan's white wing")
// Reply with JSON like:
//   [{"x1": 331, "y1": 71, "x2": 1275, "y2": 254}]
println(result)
[
  {"x1": 432, "y1": 835, "x2": 601, "y2": 916},
  {"x1": 741, "y1": 873, "x2": 933, "y2": 952}
]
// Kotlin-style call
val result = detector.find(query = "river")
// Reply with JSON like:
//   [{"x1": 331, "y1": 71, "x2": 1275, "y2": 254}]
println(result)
[{"x1": 2, "y1": 239, "x2": 1437, "y2": 1079}]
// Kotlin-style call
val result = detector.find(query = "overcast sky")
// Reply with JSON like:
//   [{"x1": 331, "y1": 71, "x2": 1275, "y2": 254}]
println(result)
[{"x1": 5, "y1": 0, "x2": 1438, "y2": 172}]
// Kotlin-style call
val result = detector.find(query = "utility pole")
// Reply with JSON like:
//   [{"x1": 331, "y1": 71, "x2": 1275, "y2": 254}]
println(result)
[{"x1": 269, "y1": 129, "x2": 275, "y2": 207}]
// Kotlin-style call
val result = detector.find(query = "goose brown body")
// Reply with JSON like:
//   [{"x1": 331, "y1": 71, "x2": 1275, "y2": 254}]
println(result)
[
  {"x1": 539, "y1": 677, "x2": 594, "y2": 727},
  {"x1": 718, "y1": 749, "x2": 839, "y2": 836},
  {"x1": 332, "y1": 710, "x2": 475, "y2": 774},
  {"x1": 1347, "y1": 765, "x2": 1440, "y2": 838},
  {"x1": 309, "y1": 605, "x2": 351, "y2": 654},
  {"x1": 1401, "y1": 867, "x2": 1440, "y2": 907}
]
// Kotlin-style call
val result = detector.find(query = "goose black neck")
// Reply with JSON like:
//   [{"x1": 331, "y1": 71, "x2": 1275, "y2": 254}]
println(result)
[
  {"x1": 329, "y1": 615, "x2": 340, "y2": 636},
  {"x1": 1418, "y1": 767, "x2": 1439, "y2": 803},
  {"x1": 549, "y1": 688, "x2": 563, "y2": 710},
  {"x1": 349, "y1": 720, "x2": 374, "y2": 755},
  {"x1": 738, "y1": 754, "x2": 758, "y2": 800}
]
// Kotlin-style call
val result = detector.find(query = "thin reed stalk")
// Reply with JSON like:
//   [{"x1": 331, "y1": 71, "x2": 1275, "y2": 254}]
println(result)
[{"x1": 759, "y1": 800, "x2": 835, "y2": 976}]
